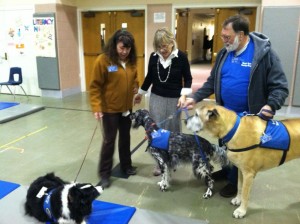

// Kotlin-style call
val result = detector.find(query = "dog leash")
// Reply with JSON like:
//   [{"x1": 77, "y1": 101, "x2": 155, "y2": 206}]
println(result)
[
  {"x1": 181, "y1": 107, "x2": 209, "y2": 166},
  {"x1": 74, "y1": 122, "x2": 98, "y2": 182},
  {"x1": 156, "y1": 108, "x2": 183, "y2": 127}
]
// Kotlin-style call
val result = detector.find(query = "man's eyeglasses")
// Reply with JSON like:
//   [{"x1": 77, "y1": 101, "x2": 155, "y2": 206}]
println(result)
[{"x1": 220, "y1": 35, "x2": 231, "y2": 41}]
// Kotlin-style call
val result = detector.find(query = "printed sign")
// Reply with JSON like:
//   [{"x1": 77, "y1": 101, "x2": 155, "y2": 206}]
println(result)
[{"x1": 33, "y1": 17, "x2": 56, "y2": 57}]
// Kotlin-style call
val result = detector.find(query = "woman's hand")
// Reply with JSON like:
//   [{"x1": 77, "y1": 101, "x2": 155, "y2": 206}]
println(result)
[
  {"x1": 177, "y1": 95, "x2": 186, "y2": 108},
  {"x1": 134, "y1": 94, "x2": 142, "y2": 105},
  {"x1": 94, "y1": 112, "x2": 103, "y2": 120}
]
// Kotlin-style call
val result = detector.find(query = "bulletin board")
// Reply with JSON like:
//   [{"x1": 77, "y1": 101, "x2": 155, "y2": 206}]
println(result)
[{"x1": 33, "y1": 13, "x2": 60, "y2": 90}]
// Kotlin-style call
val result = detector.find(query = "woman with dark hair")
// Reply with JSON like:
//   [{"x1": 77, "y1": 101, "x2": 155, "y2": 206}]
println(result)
[{"x1": 90, "y1": 29, "x2": 139, "y2": 188}]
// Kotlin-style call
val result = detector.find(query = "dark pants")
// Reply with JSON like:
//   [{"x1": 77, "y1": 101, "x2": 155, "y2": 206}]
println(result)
[
  {"x1": 218, "y1": 139, "x2": 238, "y2": 185},
  {"x1": 98, "y1": 113, "x2": 132, "y2": 179}
]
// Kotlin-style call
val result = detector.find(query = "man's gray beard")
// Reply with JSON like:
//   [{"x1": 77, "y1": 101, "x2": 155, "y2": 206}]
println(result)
[{"x1": 226, "y1": 36, "x2": 240, "y2": 52}]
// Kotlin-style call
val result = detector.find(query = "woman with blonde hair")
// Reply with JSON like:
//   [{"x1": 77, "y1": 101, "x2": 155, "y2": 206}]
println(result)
[{"x1": 134, "y1": 27, "x2": 192, "y2": 175}]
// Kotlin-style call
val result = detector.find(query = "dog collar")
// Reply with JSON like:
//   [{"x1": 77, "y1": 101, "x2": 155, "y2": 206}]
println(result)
[
  {"x1": 222, "y1": 115, "x2": 241, "y2": 143},
  {"x1": 43, "y1": 189, "x2": 57, "y2": 223}
]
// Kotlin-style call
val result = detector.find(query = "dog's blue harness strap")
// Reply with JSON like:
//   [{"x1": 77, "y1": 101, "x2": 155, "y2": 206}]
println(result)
[
  {"x1": 194, "y1": 133, "x2": 209, "y2": 165},
  {"x1": 43, "y1": 189, "x2": 57, "y2": 223},
  {"x1": 222, "y1": 115, "x2": 241, "y2": 143}
]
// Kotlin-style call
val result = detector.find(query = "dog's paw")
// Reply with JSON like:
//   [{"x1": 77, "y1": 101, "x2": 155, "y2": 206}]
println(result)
[
  {"x1": 233, "y1": 207, "x2": 246, "y2": 219},
  {"x1": 231, "y1": 197, "x2": 241, "y2": 206},
  {"x1": 95, "y1": 186, "x2": 104, "y2": 194},
  {"x1": 202, "y1": 188, "x2": 213, "y2": 199},
  {"x1": 157, "y1": 181, "x2": 169, "y2": 191}
]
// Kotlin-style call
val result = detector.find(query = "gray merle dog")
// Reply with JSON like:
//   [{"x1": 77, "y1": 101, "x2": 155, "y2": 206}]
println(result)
[{"x1": 130, "y1": 109, "x2": 228, "y2": 198}]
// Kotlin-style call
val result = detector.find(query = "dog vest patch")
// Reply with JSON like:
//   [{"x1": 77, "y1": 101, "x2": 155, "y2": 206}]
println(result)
[
  {"x1": 260, "y1": 120, "x2": 290, "y2": 150},
  {"x1": 150, "y1": 129, "x2": 170, "y2": 150}
]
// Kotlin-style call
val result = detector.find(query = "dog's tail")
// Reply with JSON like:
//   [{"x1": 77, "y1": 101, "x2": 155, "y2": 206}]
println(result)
[{"x1": 211, "y1": 144, "x2": 229, "y2": 167}]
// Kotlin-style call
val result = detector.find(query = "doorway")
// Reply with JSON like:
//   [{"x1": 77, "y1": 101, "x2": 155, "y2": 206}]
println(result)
[
  {"x1": 175, "y1": 7, "x2": 257, "y2": 92},
  {"x1": 81, "y1": 10, "x2": 145, "y2": 91}
]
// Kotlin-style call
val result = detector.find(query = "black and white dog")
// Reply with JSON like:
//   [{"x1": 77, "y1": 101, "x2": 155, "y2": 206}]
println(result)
[
  {"x1": 130, "y1": 109, "x2": 228, "y2": 198},
  {"x1": 25, "y1": 173, "x2": 103, "y2": 224}
]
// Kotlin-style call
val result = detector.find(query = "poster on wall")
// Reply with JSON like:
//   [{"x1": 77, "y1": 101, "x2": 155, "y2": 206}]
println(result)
[{"x1": 33, "y1": 16, "x2": 56, "y2": 58}]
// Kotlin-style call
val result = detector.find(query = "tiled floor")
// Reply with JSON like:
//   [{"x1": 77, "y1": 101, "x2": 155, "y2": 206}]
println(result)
[{"x1": 1, "y1": 92, "x2": 300, "y2": 224}]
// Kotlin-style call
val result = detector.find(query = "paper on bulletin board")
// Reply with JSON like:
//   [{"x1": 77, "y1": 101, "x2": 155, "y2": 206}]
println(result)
[
  {"x1": 154, "y1": 12, "x2": 166, "y2": 23},
  {"x1": 33, "y1": 17, "x2": 56, "y2": 58}
]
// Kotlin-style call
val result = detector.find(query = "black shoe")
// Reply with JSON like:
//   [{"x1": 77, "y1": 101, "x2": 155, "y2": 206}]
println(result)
[
  {"x1": 212, "y1": 169, "x2": 227, "y2": 181},
  {"x1": 122, "y1": 166, "x2": 137, "y2": 175},
  {"x1": 219, "y1": 183, "x2": 237, "y2": 198},
  {"x1": 97, "y1": 178, "x2": 110, "y2": 189}
]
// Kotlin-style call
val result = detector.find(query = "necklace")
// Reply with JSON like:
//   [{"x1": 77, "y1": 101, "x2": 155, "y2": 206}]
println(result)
[{"x1": 157, "y1": 58, "x2": 172, "y2": 83}]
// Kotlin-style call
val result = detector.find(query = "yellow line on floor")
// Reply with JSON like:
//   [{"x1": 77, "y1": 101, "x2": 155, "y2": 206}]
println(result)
[
  {"x1": 0, "y1": 146, "x2": 24, "y2": 154},
  {"x1": 0, "y1": 126, "x2": 48, "y2": 149}
]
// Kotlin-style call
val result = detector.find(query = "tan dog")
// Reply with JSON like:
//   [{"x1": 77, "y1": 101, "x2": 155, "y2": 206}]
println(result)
[{"x1": 186, "y1": 104, "x2": 300, "y2": 218}]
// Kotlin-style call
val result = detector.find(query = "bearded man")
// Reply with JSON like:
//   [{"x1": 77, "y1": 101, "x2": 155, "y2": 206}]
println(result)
[{"x1": 183, "y1": 14, "x2": 289, "y2": 198}]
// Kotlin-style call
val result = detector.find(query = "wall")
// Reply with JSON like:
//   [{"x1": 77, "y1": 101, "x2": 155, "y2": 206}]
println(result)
[
  {"x1": 75, "y1": 0, "x2": 261, "y2": 8},
  {"x1": 262, "y1": 0, "x2": 300, "y2": 6},
  {"x1": 146, "y1": 4, "x2": 173, "y2": 66},
  {"x1": 35, "y1": 4, "x2": 80, "y2": 98},
  {"x1": 1, "y1": 0, "x2": 299, "y2": 103},
  {"x1": 0, "y1": 5, "x2": 40, "y2": 96},
  {"x1": 261, "y1": 0, "x2": 300, "y2": 106}
]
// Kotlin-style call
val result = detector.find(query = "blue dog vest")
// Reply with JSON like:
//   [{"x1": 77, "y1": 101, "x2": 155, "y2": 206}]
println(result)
[
  {"x1": 43, "y1": 189, "x2": 57, "y2": 222},
  {"x1": 260, "y1": 120, "x2": 290, "y2": 150},
  {"x1": 150, "y1": 129, "x2": 170, "y2": 150}
]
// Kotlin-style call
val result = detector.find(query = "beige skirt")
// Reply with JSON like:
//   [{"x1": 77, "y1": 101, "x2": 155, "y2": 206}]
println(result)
[{"x1": 149, "y1": 93, "x2": 181, "y2": 132}]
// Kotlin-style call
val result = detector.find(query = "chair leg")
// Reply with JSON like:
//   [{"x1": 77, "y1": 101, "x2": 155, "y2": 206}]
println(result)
[
  {"x1": 6, "y1": 85, "x2": 15, "y2": 98},
  {"x1": 20, "y1": 86, "x2": 28, "y2": 98}
]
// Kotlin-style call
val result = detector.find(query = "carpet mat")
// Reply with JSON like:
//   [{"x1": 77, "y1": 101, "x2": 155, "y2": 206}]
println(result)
[
  {"x1": 0, "y1": 103, "x2": 45, "y2": 123},
  {"x1": 0, "y1": 102, "x2": 19, "y2": 110},
  {"x1": 87, "y1": 200, "x2": 136, "y2": 224},
  {"x1": 0, "y1": 180, "x2": 20, "y2": 199},
  {"x1": 0, "y1": 181, "x2": 135, "y2": 224},
  {"x1": 0, "y1": 182, "x2": 206, "y2": 224}
]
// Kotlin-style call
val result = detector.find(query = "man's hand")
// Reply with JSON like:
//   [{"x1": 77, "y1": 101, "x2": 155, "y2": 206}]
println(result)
[
  {"x1": 182, "y1": 97, "x2": 196, "y2": 109},
  {"x1": 258, "y1": 105, "x2": 275, "y2": 120}
]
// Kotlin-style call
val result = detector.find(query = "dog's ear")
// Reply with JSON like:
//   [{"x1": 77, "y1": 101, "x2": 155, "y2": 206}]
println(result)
[
  {"x1": 206, "y1": 109, "x2": 219, "y2": 120},
  {"x1": 129, "y1": 112, "x2": 136, "y2": 120},
  {"x1": 68, "y1": 184, "x2": 100, "y2": 203}
]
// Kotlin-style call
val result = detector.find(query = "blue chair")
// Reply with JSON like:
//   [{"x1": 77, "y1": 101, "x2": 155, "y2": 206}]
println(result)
[{"x1": 0, "y1": 67, "x2": 28, "y2": 98}]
